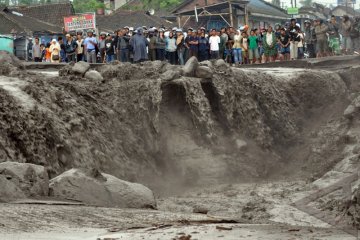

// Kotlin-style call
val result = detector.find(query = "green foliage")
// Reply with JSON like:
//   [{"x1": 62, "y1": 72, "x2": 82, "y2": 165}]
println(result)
[
  {"x1": 73, "y1": 0, "x2": 105, "y2": 13},
  {"x1": 141, "y1": 0, "x2": 181, "y2": 10}
]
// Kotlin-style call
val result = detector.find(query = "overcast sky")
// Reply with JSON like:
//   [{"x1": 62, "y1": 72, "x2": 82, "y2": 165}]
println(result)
[{"x1": 269, "y1": 0, "x2": 360, "y2": 9}]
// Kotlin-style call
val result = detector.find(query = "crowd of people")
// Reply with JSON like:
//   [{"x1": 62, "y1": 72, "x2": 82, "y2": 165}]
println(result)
[{"x1": 31, "y1": 14, "x2": 360, "y2": 65}]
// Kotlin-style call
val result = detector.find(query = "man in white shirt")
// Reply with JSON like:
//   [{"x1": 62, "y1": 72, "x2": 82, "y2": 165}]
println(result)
[
  {"x1": 83, "y1": 29, "x2": 98, "y2": 63},
  {"x1": 209, "y1": 29, "x2": 221, "y2": 59}
]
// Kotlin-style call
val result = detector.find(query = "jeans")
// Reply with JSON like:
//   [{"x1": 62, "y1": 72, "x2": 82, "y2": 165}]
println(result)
[
  {"x1": 157, "y1": 49, "x2": 165, "y2": 61},
  {"x1": 66, "y1": 53, "x2": 76, "y2": 62},
  {"x1": 106, "y1": 54, "x2": 115, "y2": 63},
  {"x1": 198, "y1": 50, "x2": 208, "y2": 62},
  {"x1": 120, "y1": 49, "x2": 129, "y2": 62},
  {"x1": 177, "y1": 48, "x2": 185, "y2": 65},
  {"x1": 86, "y1": 50, "x2": 96, "y2": 63},
  {"x1": 77, "y1": 54, "x2": 83, "y2": 62},
  {"x1": 233, "y1": 48, "x2": 242, "y2": 64},
  {"x1": 210, "y1": 50, "x2": 219, "y2": 59},
  {"x1": 167, "y1": 51, "x2": 176, "y2": 65}
]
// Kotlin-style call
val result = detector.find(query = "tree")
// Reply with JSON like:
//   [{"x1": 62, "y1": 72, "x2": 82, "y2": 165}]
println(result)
[
  {"x1": 300, "y1": 0, "x2": 313, "y2": 7},
  {"x1": 73, "y1": 0, "x2": 105, "y2": 13},
  {"x1": 141, "y1": 0, "x2": 181, "y2": 10}
]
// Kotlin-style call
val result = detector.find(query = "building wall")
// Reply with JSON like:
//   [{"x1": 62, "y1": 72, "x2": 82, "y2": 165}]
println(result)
[{"x1": 114, "y1": 0, "x2": 129, "y2": 10}]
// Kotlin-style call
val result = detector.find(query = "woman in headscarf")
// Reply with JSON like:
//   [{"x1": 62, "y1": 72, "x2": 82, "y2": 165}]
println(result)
[
  {"x1": 49, "y1": 39, "x2": 61, "y2": 63},
  {"x1": 130, "y1": 27, "x2": 149, "y2": 63}
]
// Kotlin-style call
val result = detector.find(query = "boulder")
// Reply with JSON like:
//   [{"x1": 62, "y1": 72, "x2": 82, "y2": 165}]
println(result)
[
  {"x1": 160, "y1": 70, "x2": 181, "y2": 81},
  {"x1": 72, "y1": 61, "x2": 90, "y2": 75},
  {"x1": 199, "y1": 60, "x2": 213, "y2": 68},
  {"x1": 0, "y1": 162, "x2": 49, "y2": 197},
  {"x1": 195, "y1": 66, "x2": 213, "y2": 79},
  {"x1": 49, "y1": 168, "x2": 156, "y2": 208},
  {"x1": 0, "y1": 175, "x2": 26, "y2": 201},
  {"x1": 85, "y1": 70, "x2": 103, "y2": 81},
  {"x1": 214, "y1": 59, "x2": 228, "y2": 70},
  {"x1": 183, "y1": 56, "x2": 199, "y2": 77}
]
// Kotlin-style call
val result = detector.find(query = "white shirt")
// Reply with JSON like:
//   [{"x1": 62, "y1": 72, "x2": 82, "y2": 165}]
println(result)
[
  {"x1": 266, "y1": 32, "x2": 273, "y2": 46},
  {"x1": 209, "y1": 35, "x2": 220, "y2": 51}
]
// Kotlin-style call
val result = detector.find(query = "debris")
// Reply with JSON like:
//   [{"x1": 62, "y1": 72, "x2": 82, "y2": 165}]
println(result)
[{"x1": 216, "y1": 226, "x2": 233, "y2": 231}]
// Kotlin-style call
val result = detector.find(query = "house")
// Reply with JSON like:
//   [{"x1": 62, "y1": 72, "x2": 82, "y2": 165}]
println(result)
[
  {"x1": 0, "y1": 6, "x2": 63, "y2": 59},
  {"x1": 104, "y1": 0, "x2": 131, "y2": 11},
  {"x1": 331, "y1": 5, "x2": 358, "y2": 18},
  {"x1": 171, "y1": 0, "x2": 289, "y2": 30},
  {"x1": 96, "y1": 9, "x2": 173, "y2": 32},
  {"x1": 10, "y1": 2, "x2": 75, "y2": 26}
]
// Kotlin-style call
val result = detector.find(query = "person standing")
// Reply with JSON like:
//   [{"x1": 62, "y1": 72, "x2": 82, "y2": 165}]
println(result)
[
  {"x1": 187, "y1": 30, "x2": 199, "y2": 59},
  {"x1": 328, "y1": 16, "x2": 341, "y2": 55},
  {"x1": 232, "y1": 30, "x2": 242, "y2": 66},
  {"x1": 65, "y1": 34, "x2": 78, "y2": 63},
  {"x1": 148, "y1": 29, "x2": 157, "y2": 61},
  {"x1": 198, "y1": 31, "x2": 209, "y2": 62},
  {"x1": 105, "y1": 34, "x2": 115, "y2": 63},
  {"x1": 176, "y1": 29, "x2": 185, "y2": 65},
  {"x1": 219, "y1": 27, "x2": 228, "y2": 60},
  {"x1": 84, "y1": 30, "x2": 98, "y2": 63},
  {"x1": 99, "y1": 33, "x2": 107, "y2": 63},
  {"x1": 279, "y1": 27, "x2": 290, "y2": 61},
  {"x1": 32, "y1": 37, "x2": 42, "y2": 62},
  {"x1": 130, "y1": 28, "x2": 149, "y2": 63},
  {"x1": 341, "y1": 15, "x2": 353, "y2": 54},
  {"x1": 165, "y1": 31, "x2": 177, "y2": 64},
  {"x1": 209, "y1": 29, "x2": 220, "y2": 59},
  {"x1": 76, "y1": 32, "x2": 84, "y2": 62},
  {"x1": 156, "y1": 29, "x2": 166, "y2": 61},
  {"x1": 263, "y1": 26, "x2": 277, "y2": 63},
  {"x1": 49, "y1": 39, "x2": 61, "y2": 63},
  {"x1": 117, "y1": 29, "x2": 131, "y2": 62},
  {"x1": 248, "y1": 29, "x2": 259, "y2": 64},
  {"x1": 304, "y1": 20, "x2": 316, "y2": 58},
  {"x1": 314, "y1": 19, "x2": 329, "y2": 58}
]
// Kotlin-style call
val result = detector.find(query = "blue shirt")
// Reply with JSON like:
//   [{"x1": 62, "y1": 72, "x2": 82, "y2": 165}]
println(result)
[{"x1": 84, "y1": 37, "x2": 97, "y2": 50}]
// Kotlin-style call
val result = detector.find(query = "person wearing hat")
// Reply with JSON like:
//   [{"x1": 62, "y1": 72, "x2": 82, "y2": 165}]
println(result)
[
  {"x1": 304, "y1": 20, "x2": 316, "y2": 58},
  {"x1": 130, "y1": 27, "x2": 149, "y2": 63},
  {"x1": 314, "y1": 18, "x2": 329, "y2": 58},
  {"x1": 84, "y1": 29, "x2": 98, "y2": 63},
  {"x1": 156, "y1": 28, "x2": 166, "y2": 61},
  {"x1": 99, "y1": 32, "x2": 107, "y2": 63},
  {"x1": 65, "y1": 33, "x2": 78, "y2": 63},
  {"x1": 49, "y1": 39, "x2": 61, "y2": 63}
]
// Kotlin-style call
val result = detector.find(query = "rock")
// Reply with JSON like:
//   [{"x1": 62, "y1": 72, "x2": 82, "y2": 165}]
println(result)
[
  {"x1": 0, "y1": 175, "x2": 26, "y2": 201},
  {"x1": 85, "y1": 70, "x2": 103, "y2": 81},
  {"x1": 199, "y1": 60, "x2": 213, "y2": 68},
  {"x1": 193, "y1": 205, "x2": 209, "y2": 214},
  {"x1": 352, "y1": 96, "x2": 360, "y2": 108},
  {"x1": 0, "y1": 162, "x2": 49, "y2": 197},
  {"x1": 344, "y1": 104, "x2": 356, "y2": 118},
  {"x1": 235, "y1": 139, "x2": 248, "y2": 150},
  {"x1": 214, "y1": 59, "x2": 227, "y2": 69},
  {"x1": 183, "y1": 56, "x2": 199, "y2": 77},
  {"x1": 49, "y1": 168, "x2": 156, "y2": 208},
  {"x1": 160, "y1": 70, "x2": 181, "y2": 81},
  {"x1": 195, "y1": 66, "x2": 213, "y2": 79},
  {"x1": 72, "y1": 61, "x2": 90, "y2": 75}
]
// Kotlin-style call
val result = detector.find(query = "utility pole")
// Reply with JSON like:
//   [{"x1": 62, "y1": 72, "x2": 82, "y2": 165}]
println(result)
[{"x1": 228, "y1": 0, "x2": 234, "y2": 27}]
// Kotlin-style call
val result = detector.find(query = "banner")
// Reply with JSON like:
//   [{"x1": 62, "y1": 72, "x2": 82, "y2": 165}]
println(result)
[
  {"x1": 64, "y1": 13, "x2": 96, "y2": 32},
  {"x1": 287, "y1": 7, "x2": 299, "y2": 15}
]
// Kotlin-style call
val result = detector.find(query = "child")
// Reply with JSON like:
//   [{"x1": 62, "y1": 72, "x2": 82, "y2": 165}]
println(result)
[
  {"x1": 40, "y1": 44, "x2": 45, "y2": 62},
  {"x1": 45, "y1": 43, "x2": 51, "y2": 62}
]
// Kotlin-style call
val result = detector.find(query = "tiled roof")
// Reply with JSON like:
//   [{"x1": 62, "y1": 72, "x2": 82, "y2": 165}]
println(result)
[
  {"x1": 96, "y1": 10, "x2": 173, "y2": 32},
  {"x1": 0, "y1": 7, "x2": 63, "y2": 35},
  {"x1": 10, "y1": 2, "x2": 74, "y2": 26}
]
